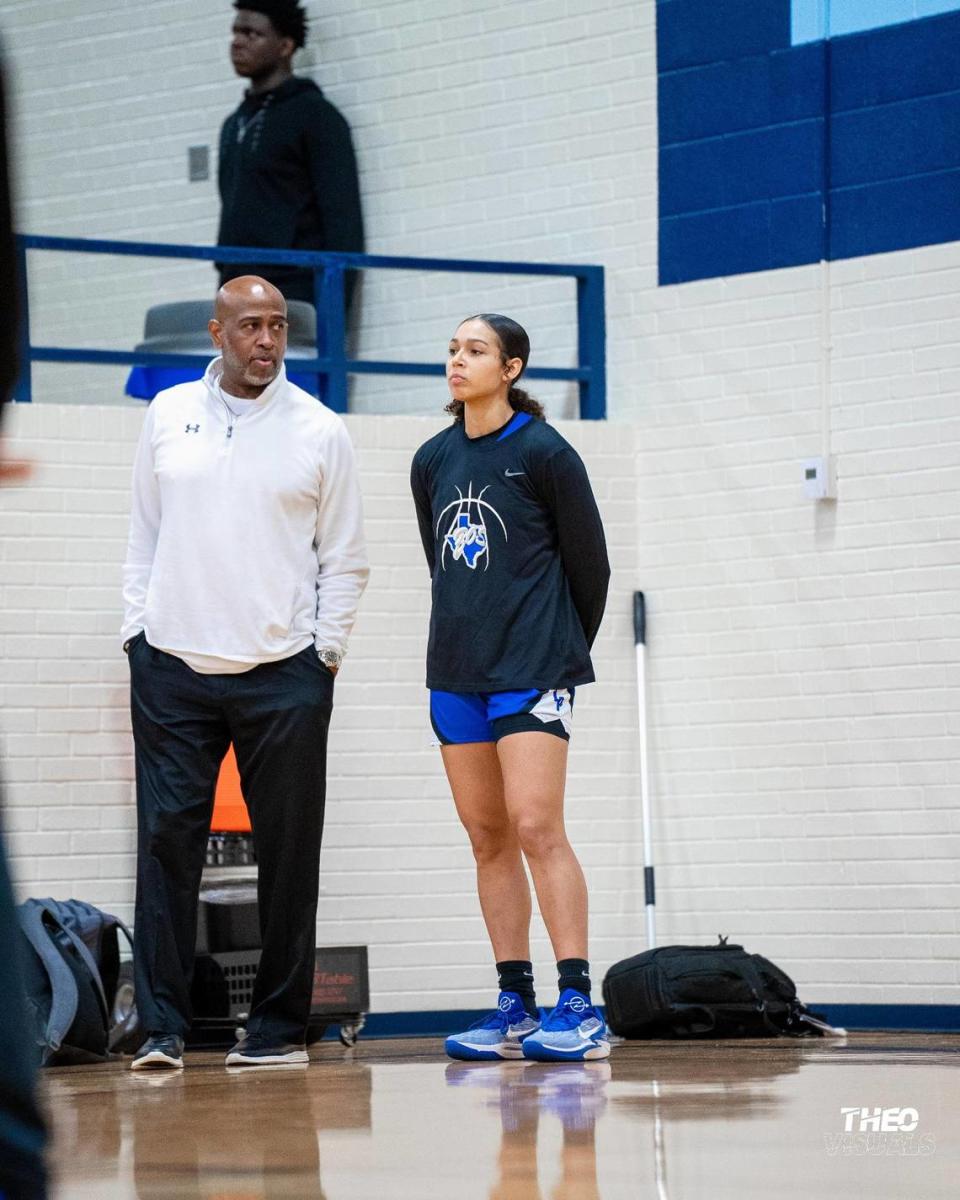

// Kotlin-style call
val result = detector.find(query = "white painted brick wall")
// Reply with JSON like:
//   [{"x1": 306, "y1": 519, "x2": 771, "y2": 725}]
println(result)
[
  {"x1": 0, "y1": 0, "x2": 956, "y2": 1008},
  {"x1": 636, "y1": 243, "x2": 960, "y2": 1004}
]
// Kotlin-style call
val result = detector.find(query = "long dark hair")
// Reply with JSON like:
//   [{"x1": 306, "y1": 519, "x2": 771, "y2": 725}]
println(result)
[{"x1": 445, "y1": 313, "x2": 546, "y2": 423}]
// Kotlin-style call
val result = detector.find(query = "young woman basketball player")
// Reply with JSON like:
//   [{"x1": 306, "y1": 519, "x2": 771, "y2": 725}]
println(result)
[{"x1": 410, "y1": 313, "x2": 611, "y2": 1061}]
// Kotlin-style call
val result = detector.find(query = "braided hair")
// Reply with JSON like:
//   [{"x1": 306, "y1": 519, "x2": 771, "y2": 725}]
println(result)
[{"x1": 445, "y1": 313, "x2": 545, "y2": 423}]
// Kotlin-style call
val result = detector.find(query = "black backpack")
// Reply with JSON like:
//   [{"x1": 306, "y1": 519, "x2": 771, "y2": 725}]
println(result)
[
  {"x1": 16, "y1": 898, "x2": 133, "y2": 1066},
  {"x1": 602, "y1": 939, "x2": 831, "y2": 1039}
]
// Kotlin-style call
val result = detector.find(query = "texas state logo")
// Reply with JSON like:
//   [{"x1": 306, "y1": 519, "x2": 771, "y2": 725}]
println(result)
[{"x1": 436, "y1": 482, "x2": 507, "y2": 571}]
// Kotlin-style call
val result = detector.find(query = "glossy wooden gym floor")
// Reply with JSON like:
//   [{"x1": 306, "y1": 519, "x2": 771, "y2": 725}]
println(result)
[{"x1": 43, "y1": 1033, "x2": 958, "y2": 1199}]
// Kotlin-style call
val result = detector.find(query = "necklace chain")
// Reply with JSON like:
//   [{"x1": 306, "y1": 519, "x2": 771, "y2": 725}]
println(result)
[{"x1": 236, "y1": 92, "x2": 274, "y2": 145}]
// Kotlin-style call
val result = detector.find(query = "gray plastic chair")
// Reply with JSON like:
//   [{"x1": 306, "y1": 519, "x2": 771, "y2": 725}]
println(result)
[
  {"x1": 136, "y1": 299, "x2": 317, "y2": 357},
  {"x1": 127, "y1": 299, "x2": 320, "y2": 399}
]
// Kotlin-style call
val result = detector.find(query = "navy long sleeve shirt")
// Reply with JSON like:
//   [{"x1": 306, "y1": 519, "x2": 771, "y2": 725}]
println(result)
[{"x1": 411, "y1": 412, "x2": 610, "y2": 692}]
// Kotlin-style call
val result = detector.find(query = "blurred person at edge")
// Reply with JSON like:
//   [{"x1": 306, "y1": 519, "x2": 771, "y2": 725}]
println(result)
[
  {"x1": 216, "y1": 0, "x2": 364, "y2": 307},
  {"x1": 0, "y1": 39, "x2": 50, "y2": 1200}
]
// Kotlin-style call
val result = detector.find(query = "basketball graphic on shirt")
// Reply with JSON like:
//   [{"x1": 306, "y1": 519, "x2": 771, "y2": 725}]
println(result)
[{"x1": 435, "y1": 483, "x2": 507, "y2": 571}]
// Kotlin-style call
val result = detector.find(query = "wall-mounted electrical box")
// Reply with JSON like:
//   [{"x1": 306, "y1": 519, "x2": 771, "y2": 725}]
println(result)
[
  {"x1": 188, "y1": 145, "x2": 210, "y2": 182},
  {"x1": 802, "y1": 456, "x2": 836, "y2": 501}
]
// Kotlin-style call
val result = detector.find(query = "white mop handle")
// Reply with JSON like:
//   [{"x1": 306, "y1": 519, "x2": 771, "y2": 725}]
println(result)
[{"x1": 634, "y1": 591, "x2": 656, "y2": 947}]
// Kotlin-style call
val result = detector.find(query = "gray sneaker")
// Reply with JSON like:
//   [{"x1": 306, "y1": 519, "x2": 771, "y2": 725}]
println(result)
[
  {"x1": 131, "y1": 1034, "x2": 184, "y2": 1070},
  {"x1": 225, "y1": 1035, "x2": 309, "y2": 1066}
]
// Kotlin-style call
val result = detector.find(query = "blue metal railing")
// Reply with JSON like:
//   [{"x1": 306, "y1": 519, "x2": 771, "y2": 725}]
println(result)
[{"x1": 13, "y1": 235, "x2": 606, "y2": 418}]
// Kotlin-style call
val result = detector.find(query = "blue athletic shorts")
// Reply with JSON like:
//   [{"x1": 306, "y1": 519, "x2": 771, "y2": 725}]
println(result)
[{"x1": 430, "y1": 688, "x2": 574, "y2": 745}]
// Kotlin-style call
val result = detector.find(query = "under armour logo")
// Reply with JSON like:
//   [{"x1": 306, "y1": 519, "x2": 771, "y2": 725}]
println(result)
[{"x1": 185, "y1": 423, "x2": 200, "y2": 433}]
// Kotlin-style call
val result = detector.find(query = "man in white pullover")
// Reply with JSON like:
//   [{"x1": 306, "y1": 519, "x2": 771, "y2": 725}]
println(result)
[{"x1": 122, "y1": 276, "x2": 368, "y2": 1070}]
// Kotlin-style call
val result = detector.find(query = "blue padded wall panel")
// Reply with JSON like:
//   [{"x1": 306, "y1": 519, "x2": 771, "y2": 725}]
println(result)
[
  {"x1": 830, "y1": 10, "x2": 960, "y2": 111},
  {"x1": 660, "y1": 194, "x2": 824, "y2": 284},
  {"x1": 832, "y1": 169, "x2": 960, "y2": 259},
  {"x1": 660, "y1": 121, "x2": 824, "y2": 217},
  {"x1": 831, "y1": 91, "x2": 960, "y2": 187},
  {"x1": 657, "y1": 0, "x2": 791, "y2": 72},
  {"x1": 658, "y1": 4, "x2": 960, "y2": 283},
  {"x1": 659, "y1": 45, "x2": 824, "y2": 145}
]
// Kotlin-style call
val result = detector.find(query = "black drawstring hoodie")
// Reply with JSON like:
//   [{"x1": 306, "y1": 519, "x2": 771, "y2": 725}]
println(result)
[{"x1": 217, "y1": 76, "x2": 364, "y2": 303}]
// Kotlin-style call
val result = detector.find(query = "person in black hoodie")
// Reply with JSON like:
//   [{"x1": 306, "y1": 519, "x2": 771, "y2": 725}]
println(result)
[{"x1": 217, "y1": 1, "x2": 364, "y2": 305}]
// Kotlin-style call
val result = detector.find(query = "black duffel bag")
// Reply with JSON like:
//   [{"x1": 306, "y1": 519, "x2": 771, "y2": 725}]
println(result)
[{"x1": 602, "y1": 938, "x2": 834, "y2": 1039}]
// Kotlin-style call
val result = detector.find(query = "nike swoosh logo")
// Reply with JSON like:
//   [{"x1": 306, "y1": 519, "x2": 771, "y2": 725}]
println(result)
[{"x1": 505, "y1": 469, "x2": 525, "y2": 477}]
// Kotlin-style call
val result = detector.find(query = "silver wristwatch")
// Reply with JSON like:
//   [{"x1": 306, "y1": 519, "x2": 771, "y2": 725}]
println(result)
[{"x1": 317, "y1": 647, "x2": 342, "y2": 673}]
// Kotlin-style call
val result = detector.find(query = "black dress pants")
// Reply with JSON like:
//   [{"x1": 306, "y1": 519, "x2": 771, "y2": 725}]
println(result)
[{"x1": 129, "y1": 637, "x2": 334, "y2": 1044}]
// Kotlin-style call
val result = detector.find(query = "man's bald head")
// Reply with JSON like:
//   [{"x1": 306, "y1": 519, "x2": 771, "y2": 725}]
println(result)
[
  {"x1": 209, "y1": 276, "x2": 289, "y2": 398},
  {"x1": 214, "y1": 275, "x2": 287, "y2": 322}
]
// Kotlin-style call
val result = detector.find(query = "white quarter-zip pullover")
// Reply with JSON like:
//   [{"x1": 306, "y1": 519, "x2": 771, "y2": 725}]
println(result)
[{"x1": 122, "y1": 359, "x2": 368, "y2": 672}]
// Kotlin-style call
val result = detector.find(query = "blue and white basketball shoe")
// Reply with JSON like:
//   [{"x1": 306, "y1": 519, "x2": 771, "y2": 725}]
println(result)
[
  {"x1": 521, "y1": 989, "x2": 610, "y2": 1061},
  {"x1": 445, "y1": 992, "x2": 541, "y2": 1061}
]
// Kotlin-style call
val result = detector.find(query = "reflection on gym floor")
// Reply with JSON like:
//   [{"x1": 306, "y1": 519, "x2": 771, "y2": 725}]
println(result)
[
  {"x1": 445, "y1": 1059, "x2": 610, "y2": 1200},
  {"x1": 43, "y1": 1034, "x2": 959, "y2": 1199}
]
